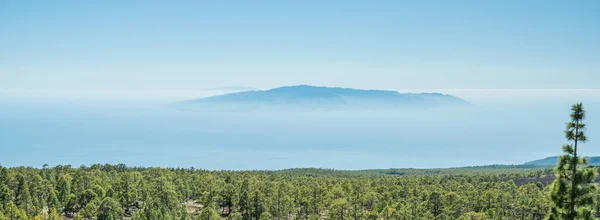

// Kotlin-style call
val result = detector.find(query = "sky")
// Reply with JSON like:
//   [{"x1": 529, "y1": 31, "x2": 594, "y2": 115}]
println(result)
[
  {"x1": 1, "y1": 1, "x2": 600, "y2": 168},
  {"x1": 1, "y1": 0, "x2": 599, "y2": 98}
]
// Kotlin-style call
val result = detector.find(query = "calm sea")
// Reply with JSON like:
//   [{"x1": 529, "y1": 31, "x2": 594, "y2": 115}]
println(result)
[{"x1": 1, "y1": 91, "x2": 599, "y2": 170}]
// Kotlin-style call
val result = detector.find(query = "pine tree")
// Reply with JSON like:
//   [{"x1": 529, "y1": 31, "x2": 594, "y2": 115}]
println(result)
[
  {"x1": 46, "y1": 189, "x2": 61, "y2": 211},
  {"x1": 56, "y1": 174, "x2": 71, "y2": 212},
  {"x1": 14, "y1": 174, "x2": 31, "y2": 215},
  {"x1": 199, "y1": 204, "x2": 221, "y2": 220},
  {"x1": 179, "y1": 205, "x2": 191, "y2": 220},
  {"x1": 328, "y1": 198, "x2": 349, "y2": 220},
  {"x1": 547, "y1": 103, "x2": 596, "y2": 220},
  {"x1": 0, "y1": 184, "x2": 11, "y2": 208},
  {"x1": 97, "y1": 197, "x2": 123, "y2": 220},
  {"x1": 29, "y1": 175, "x2": 45, "y2": 213},
  {"x1": 238, "y1": 179, "x2": 250, "y2": 220},
  {"x1": 48, "y1": 207, "x2": 61, "y2": 220},
  {"x1": 259, "y1": 211, "x2": 273, "y2": 220}
]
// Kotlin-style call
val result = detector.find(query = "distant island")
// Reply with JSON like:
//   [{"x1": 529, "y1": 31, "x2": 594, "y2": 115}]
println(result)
[{"x1": 175, "y1": 85, "x2": 469, "y2": 111}]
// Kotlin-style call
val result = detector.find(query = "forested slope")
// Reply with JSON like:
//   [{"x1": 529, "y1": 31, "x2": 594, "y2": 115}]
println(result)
[{"x1": 0, "y1": 164, "x2": 559, "y2": 220}]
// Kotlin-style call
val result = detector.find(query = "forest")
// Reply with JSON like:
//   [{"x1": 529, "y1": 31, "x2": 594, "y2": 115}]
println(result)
[
  {"x1": 0, "y1": 103, "x2": 594, "y2": 220},
  {"x1": 0, "y1": 164, "x2": 560, "y2": 220}
]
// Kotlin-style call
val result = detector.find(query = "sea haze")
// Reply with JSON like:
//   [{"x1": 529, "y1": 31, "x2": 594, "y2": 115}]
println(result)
[{"x1": 0, "y1": 90, "x2": 599, "y2": 170}]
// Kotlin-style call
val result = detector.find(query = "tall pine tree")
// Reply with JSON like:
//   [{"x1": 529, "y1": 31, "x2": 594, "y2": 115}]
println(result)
[{"x1": 547, "y1": 103, "x2": 596, "y2": 220}]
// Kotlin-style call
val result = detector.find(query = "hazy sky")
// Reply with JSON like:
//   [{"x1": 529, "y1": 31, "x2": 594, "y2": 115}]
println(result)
[{"x1": 1, "y1": 0, "x2": 599, "y2": 94}]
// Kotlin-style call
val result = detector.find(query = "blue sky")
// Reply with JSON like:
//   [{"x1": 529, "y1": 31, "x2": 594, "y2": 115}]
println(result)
[{"x1": 1, "y1": 0, "x2": 599, "y2": 94}]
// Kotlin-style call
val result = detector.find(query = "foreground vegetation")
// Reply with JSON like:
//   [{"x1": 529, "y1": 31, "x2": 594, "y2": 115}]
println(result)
[
  {"x1": 0, "y1": 103, "x2": 594, "y2": 220},
  {"x1": 0, "y1": 164, "x2": 558, "y2": 220}
]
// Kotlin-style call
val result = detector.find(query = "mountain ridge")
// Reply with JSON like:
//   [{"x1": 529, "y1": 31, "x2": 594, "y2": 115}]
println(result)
[{"x1": 524, "y1": 156, "x2": 600, "y2": 166}]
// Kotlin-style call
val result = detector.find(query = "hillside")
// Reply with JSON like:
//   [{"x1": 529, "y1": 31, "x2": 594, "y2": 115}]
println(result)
[
  {"x1": 0, "y1": 163, "x2": 559, "y2": 219},
  {"x1": 524, "y1": 156, "x2": 600, "y2": 166},
  {"x1": 176, "y1": 85, "x2": 469, "y2": 111}
]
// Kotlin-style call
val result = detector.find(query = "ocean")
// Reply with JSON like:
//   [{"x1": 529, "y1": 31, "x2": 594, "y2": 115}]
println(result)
[{"x1": 1, "y1": 90, "x2": 598, "y2": 170}]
